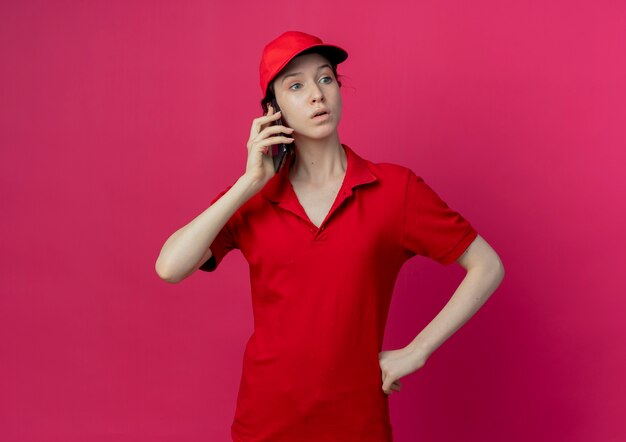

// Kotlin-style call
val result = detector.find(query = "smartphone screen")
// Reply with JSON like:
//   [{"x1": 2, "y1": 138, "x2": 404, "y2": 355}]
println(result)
[{"x1": 269, "y1": 98, "x2": 294, "y2": 173}]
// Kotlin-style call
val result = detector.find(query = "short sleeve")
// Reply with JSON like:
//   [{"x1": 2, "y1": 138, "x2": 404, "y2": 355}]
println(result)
[
  {"x1": 402, "y1": 170, "x2": 478, "y2": 265},
  {"x1": 198, "y1": 186, "x2": 238, "y2": 272}
]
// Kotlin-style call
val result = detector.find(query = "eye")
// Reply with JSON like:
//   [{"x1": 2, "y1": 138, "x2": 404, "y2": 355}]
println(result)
[{"x1": 289, "y1": 76, "x2": 333, "y2": 90}]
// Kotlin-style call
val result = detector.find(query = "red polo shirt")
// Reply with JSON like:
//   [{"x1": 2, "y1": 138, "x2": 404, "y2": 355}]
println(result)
[{"x1": 201, "y1": 144, "x2": 478, "y2": 442}]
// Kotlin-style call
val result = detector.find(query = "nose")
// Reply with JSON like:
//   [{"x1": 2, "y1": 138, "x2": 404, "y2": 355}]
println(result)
[{"x1": 310, "y1": 83, "x2": 324, "y2": 103}]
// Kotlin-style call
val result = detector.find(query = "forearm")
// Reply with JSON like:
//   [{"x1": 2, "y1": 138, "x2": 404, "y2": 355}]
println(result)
[
  {"x1": 155, "y1": 174, "x2": 262, "y2": 282},
  {"x1": 406, "y1": 261, "x2": 504, "y2": 361}
]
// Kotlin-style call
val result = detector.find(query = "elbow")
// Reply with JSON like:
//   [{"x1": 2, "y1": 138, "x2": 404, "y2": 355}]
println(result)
[
  {"x1": 470, "y1": 253, "x2": 505, "y2": 285},
  {"x1": 460, "y1": 234, "x2": 505, "y2": 286},
  {"x1": 495, "y1": 258, "x2": 505, "y2": 284},
  {"x1": 487, "y1": 255, "x2": 505, "y2": 287},
  {"x1": 155, "y1": 259, "x2": 183, "y2": 284}
]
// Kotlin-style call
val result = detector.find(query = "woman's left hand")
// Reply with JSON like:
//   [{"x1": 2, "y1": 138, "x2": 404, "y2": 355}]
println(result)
[{"x1": 378, "y1": 346, "x2": 428, "y2": 395}]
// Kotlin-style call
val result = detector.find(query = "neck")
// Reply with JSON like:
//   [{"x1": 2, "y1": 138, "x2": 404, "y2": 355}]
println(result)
[{"x1": 290, "y1": 133, "x2": 346, "y2": 185}]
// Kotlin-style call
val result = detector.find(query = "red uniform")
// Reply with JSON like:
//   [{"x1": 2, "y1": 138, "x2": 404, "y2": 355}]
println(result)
[{"x1": 201, "y1": 144, "x2": 478, "y2": 441}]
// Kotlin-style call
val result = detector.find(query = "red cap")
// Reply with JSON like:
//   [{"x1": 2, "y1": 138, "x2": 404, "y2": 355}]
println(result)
[{"x1": 259, "y1": 31, "x2": 348, "y2": 96}]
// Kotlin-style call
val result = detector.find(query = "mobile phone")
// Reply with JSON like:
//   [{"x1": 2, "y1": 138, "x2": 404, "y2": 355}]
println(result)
[{"x1": 269, "y1": 98, "x2": 294, "y2": 173}]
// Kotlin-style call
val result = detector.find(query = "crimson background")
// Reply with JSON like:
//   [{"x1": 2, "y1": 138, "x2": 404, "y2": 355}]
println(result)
[{"x1": 1, "y1": 1, "x2": 625, "y2": 441}]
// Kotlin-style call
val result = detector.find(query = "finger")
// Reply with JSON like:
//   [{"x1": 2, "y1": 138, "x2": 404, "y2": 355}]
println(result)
[
  {"x1": 251, "y1": 111, "x2": 283, "y2": 139},
  {"x1": 382, "y1": 379, "x2": 392, "y2": 395},
  {"x1": 249, "y1": 106, "x2": 282, "y2": 139},
  {"x1": 259, "y1": 109, "x2": 282, "y2": 124},
  {"x1": 258, "y1": 124, "x2": 295, "y2": 138},
  {"x1": 254, "y1": 136, "x2": 295, "y2": 149}
]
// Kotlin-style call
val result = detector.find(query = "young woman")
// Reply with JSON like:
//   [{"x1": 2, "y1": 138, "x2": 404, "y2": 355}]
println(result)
[{"x1": 156, "y1": 30, "x2": 505, "y2": 442}]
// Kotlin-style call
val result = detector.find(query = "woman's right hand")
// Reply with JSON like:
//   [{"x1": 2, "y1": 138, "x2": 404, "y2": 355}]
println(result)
[{"x1": 244, "y1": 103, "x2": 295, "y2": 189}]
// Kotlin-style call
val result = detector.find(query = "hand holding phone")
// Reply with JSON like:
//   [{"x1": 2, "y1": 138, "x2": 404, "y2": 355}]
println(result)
[
  {"x1": 243, "y1": 101, "x2": 294, "y2": 190},
  {"x1": 268, "y1": 98, "x2": 294, "y2": 173}
]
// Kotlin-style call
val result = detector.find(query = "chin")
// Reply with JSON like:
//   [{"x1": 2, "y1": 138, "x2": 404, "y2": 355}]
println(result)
[
  {"x1": 298, "y1": 120, "x2": 339, "y2": 139},
  {"x1": 296, "y1": 128, "x2": 336, "y2": 140}
]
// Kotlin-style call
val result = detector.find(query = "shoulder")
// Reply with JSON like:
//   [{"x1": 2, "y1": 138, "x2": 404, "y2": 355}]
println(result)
[
  {"x1": 344, "y1": 144, "x2": 429, "y2": 193},
  {"x1": 362, "y1": 157, "x2": 418, "y2": 189}
]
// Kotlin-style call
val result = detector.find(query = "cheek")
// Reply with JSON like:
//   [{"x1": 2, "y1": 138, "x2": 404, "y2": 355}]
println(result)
[{"x1": 283, "y1": 102, "x2": 308, "y2": 126}]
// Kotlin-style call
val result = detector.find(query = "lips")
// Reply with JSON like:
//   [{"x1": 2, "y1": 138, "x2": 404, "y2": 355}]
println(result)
[{"x1": 311, "y1": 109, "x2": 329, "y2": 118}]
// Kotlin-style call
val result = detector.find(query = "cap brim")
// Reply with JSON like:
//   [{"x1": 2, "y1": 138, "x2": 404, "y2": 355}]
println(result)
[{"x1": 297, "y1": 44, "x2": 348, "y2": 65}]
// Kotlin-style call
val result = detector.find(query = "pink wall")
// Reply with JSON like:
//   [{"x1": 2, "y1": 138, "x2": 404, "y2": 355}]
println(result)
[{"x1": 2, "y1": 1, "x2": 625, "y2": 441}]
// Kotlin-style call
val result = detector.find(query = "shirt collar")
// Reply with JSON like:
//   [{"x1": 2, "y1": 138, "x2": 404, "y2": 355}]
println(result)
[{"x1": 262, "y1": 143, "x2": 378, "y2": 203}]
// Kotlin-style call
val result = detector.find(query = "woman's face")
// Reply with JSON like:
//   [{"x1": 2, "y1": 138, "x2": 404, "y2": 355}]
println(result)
[{"x1": 272, "y1": 52, "x2": 342, "y2": 140}]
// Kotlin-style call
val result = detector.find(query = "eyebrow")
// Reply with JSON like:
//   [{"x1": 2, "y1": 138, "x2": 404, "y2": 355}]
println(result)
[{"x1": 280, "y1": 64, "x2": 332, "y2": 84}]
